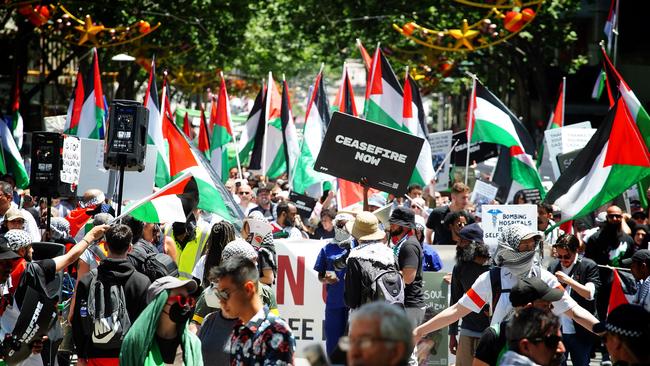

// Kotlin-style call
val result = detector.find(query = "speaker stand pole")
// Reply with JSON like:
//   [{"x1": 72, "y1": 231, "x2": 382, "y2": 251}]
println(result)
[
  {"x1": 117, "y1": 164, "x2": 125, "y2": 217},
  {"x1": 46, "y1": 195, "x2": 52, "y2": 239}
]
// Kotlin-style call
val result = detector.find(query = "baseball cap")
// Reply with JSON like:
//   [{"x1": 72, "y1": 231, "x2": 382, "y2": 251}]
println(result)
[
  {"x1": 147, "y1": 276, "x2": 199, "y2": 303},
  {"x1": 622, "y1": 249, "x2": 650, "y2": 266},
  {"x1": 0, "y1": 236, "x2": 20, "y2": 260},
  {"x1": 459, "y1": 223, "x2": 484, "y2": 243},
  {"x1": 388, "y1": 207, "x2": 416, "y2": 229},
  {"x1": 593, "y1": 303, "x2": 650, "y2": 337},
  {"x1": 4, "y1": 207, "x2": 24, "y2": 222},
  {"x1": 509, "y1": 277, "x2": 564, "y2": 307}
]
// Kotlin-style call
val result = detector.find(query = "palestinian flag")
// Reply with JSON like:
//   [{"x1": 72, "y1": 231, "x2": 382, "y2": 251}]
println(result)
[
  {"x1": 250, "y1": 72, "x2": 284, "y2": 179},
  {"x1": 403, "y1": 74, "x2": 434, "y2": 186},
  {"x1": 9, "y1": 73, "x2": 23, "y2": 149},
  {"x1": 121, "y1": 170, "x2": 199, "y2": 223},
  {"x1": 161, "y1": 91, "x2": 242, "y2": 223},
  {"x1": 65, "y1": 70, "x2": 84, "y2": 138},
  {"x1": 237, "y1": 86, "x2": 265, "y2": 165},
  {"x1": 197, "y1": 103, "x2": 210, "y2": 158},
  {"x1": 210, "y1": 75, "x2": 235, "y2": 181},
  {"x1": 333, "y1": 65, "x2": 358, "y2": 116},
  {"x1": 0, "y1": 120, "x2": 29, "y2": 189},
  {"x1": 292, "y1": 69, "x2": 331, "y2": 196},
  {"x1": 183, "y1": 111, "x2": 192, "y2": 139},
  {"x1": 356, "y1": 38, "x2": 373, "y2": 72},
  {"x1": 65, "y1": 49, "x2": 106, "y2": 139},
  {"x1": 604, "y1": 0, "x2": 618, "y2": 53},
  {"x1": 607, "y1": 268, "x2": 637, "y2": 315},
  {"x1": 537, "y1": 78, "x2": 566, "y2": 168},
  {"x1": 470, "y1": 80, "x2": 545, "y2": 201},
  {"x1": 601, "y1": 46, "x2": 650, "y2": 209},
  {"x1": 544, "y1": 98, "x2": 650, "y2": 223},
  {"x1": 281, "y1": 79, "x2": 300, "y2": 182},
  {"x1": 143, "y1": 58, "x2": 171, "y2": 188}
]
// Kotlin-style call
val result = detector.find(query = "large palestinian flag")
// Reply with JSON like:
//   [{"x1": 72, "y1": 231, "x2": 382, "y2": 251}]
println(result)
[
  {"x1": 470, "y1": 80, "x2": 545, "y2": 201},
  {"x1": 280, "y1": 79, "x2": 300, "y2": 182},
  {"x1": 545, "y1": 98, "x2": 650, "y2": 223},
  {"x1": 250, "y1": 73, "x2": 284, "y2": 179},
  {"x1": 143, "y1": 58, "x2": 171, "y2": 188},
  {"x1": 364, "y1": 48, "x2": 432, "y2": 186},
  {"x1": 9, "y1": 73, "x2": 23, "y2": 149},
  {"x1": 65, "y1": 48, "x2": 106, "y2": 139},
  {"x1": 403, "y1": 74, "x2": 434, "y2": 186},
  {"x1": 292, "y1": 69, "x2": 331, "y2": 196}
]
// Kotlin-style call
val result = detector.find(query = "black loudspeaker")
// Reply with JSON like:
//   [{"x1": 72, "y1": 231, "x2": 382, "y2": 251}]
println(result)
[
  {"x1": 30, "y1": 132, "x2": 77, "y2": 197},
  {"x1": 104, "y1": 100, "x2": 148, "y2": 171}
]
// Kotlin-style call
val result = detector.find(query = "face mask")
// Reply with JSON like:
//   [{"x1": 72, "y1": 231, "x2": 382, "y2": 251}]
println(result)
[
  {"x1": 168, "y1": 302, "x2": 193, "y2": 324},
  {"x1": 204, "y1": 285, "x2": 220, "y2": 308}
]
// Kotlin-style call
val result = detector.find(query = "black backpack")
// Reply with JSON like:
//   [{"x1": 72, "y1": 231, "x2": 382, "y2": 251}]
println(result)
[
  {"x1": 363, "y1": 264, "x2": 405, "y2": 307},
  {"x1": 128, "y1": 244, "x2": 178, "y2": 282},
  {"x1": 84, "y1": 269, "x2": 131, "y2": 350}
]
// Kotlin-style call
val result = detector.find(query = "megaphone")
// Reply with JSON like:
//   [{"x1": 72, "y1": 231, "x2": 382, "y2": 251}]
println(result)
[{"x1": 372, "y1": 203, "x2": 393, "y2": 226}]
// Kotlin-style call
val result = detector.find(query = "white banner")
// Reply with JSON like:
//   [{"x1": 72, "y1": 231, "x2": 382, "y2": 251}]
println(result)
[
  {"x1": 543, "y1": 122, "x2": 595, "y2": 180},
  {"x1": 274, "y1": 239, "x2": 327, "y2": 356},
  {"x1": 481, "y1": 204, "x2": 538, "y2": 254}
]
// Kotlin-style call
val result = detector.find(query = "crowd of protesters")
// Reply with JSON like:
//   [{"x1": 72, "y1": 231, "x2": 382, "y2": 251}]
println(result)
[{"x1": 0, "y1": 170, "x2": 649, "y2": 366}]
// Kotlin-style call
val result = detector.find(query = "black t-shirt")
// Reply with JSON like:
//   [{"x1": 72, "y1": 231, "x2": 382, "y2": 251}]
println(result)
[
  {"x1": 15, "y1": 259, "x2": 57, "y2": 308},
  {"x1": 311, "y1": 226, "x2": 335, "y2": 240},
  {"x1": 425, "y1": 206, "x2": 474, "y2": 244},
  {"x1": 156, "y1": 334, "x2": 181, "y2": 364},
  {"x1": 398, "y1": 237, "x2": 424, "y2": 308},
  {"x1": 474, "y1": 322, "x2": 507, "y2": 365}
]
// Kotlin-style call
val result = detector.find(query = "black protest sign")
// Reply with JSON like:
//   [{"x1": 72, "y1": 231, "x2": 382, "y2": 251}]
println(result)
[
  {"x1": 557, "y1": 149, "x2": 582, "y2": 175},
  {"x1": 314, "y1": 112, "x2": 424, "y2": 196},
  {"x1": 451, "y1": 130, "x2": 499, "y2": 165},
  {"x1": 6, "y1": 287, "x2": 57, "y2": 364},
  {"x1": 518, "y1": 188, "x2": 543, "y2": 204},
  {"x1": 289, "y1": 191, "x2": 317, "y2": 221}
]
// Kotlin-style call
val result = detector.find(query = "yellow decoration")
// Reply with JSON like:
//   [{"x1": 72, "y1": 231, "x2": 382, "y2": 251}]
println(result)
[
  {"x1": 75, "y1": 15, "x2": 104, "y2": 46},
  {"x1": 448, "y1": 19, "x2": 479, "y2": 50}
]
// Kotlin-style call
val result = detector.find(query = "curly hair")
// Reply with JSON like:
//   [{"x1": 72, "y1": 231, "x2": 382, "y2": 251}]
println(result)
[{"x1": 201, "y1": 221, "x2": 237, "y2": 286}]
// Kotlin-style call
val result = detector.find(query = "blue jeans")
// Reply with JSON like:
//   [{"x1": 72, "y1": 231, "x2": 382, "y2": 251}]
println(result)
[
  {"x1": 562, "y1": 333, "x2": 593, "y2": 366},
  {"x1": 325, "y1": 307, "x2": 349, "y2": 356}
]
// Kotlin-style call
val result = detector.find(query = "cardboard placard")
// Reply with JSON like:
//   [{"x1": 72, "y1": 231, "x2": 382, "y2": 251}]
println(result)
[
  {"x1": 481, "y1": 204, "x2": 538, "y2": 254},
  {"x1": 418, "y1": 272, "x2": 450, "y2": 365},
  {"x1": 556, "y1": 148, "x2": 582, "y2": 175},
  {"x1": 451, "y1": 130, "x2": 499, "y2": 166},
  {"x1": 471, "y1": 180, "x2": 499, "y2": 212},
  {"x1": 543, "y1": 122, "x2": 595, "y2": 180},
  {"x1": 60, "y1": 135, "x2": 81, "y2": 185},
  {"x1": 289, "y1": 191, "x2": 317, "y2": 221},
  {"x1": 427, "y1": 131, "x2": 453, "y2": 191},
  {"x1": 314, "y1": 112, "x2": 424, "y2": 196}
]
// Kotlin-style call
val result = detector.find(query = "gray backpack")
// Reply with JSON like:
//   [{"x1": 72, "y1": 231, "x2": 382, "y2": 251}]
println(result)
[{"x1": 85, "y1": 270, "x2": 131, "y2": 349}]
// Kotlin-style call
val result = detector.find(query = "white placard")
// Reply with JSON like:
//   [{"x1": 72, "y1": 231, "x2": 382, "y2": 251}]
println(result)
[
  {"x1": 481, "y1": 204, "x2": 538, "y2": 254},
  {"x1": 77, "y1": 138, "x2": 156, "y2": 202},
  {"x1": 428, "y1": 131, "x2": 453, "y2": 191},
  {"x1": 60, "y1": 136, "x2": 81, "y2": 185},
  {"x1": 544, "y1": 122, "x2": 595, "y2": 180},
  {"x1": 471, "y1": 180, "x2": 499, "y2": 211}
]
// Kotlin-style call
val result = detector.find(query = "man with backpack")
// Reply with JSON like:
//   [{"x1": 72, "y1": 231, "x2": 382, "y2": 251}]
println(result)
[
  {"x1": 344, "y1": 211, "x2": 404, "y2": 310},
  {"x1": 122, "y1": 215, "x2": 178, "y2": 283},
  {"x1": 413, "y1": 224, "x2": 600, "y2": 345},
  {"x1": 72, "y1": 224, "x2": 151, "y2": 366}
]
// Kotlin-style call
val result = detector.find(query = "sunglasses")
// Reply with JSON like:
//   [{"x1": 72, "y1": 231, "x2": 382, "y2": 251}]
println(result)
[
  {"x1": 557, "y1": 254, "x2": 573, "y2": 260},
  {"x1": 607, "y1": 214, "x2": 622, "y2": 219},
  {"x1": 167, "y1": 295, "x2": 196, "y2": 308},
  {"x1": 238, "y1": 191, "x2": 251, "y2": 195},
  {"x1": 528, "y1": 334, "x2": 562, "y2": 349},
  {"x1": 213, "y1": 286, "x2": 242, "y2": 302}
]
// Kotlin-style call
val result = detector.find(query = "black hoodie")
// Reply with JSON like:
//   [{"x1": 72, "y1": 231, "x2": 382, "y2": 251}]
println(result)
[{"x1": 72, "y1": 258, "x2": 151, "y2": 359}]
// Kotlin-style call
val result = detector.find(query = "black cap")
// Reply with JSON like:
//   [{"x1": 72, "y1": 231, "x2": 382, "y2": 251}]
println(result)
[
  {"x1": 459, "y1": 223, "x2": 484, "y2": 243},
  {"x1": 622, "y1": 249, "x2": 650, "y2": 266},
  {"x1": 0, "y1": 236, "x2": 20, "y2": 260},
  {"x1": 509, "y1": 277, "x2": 564, "y2": 307},
  {"x1": 593, "y1": 304, "x2": 650, "y2": 338},
  {"x1": 388, "y1": 206, "x2": 416, "y2": 229}
]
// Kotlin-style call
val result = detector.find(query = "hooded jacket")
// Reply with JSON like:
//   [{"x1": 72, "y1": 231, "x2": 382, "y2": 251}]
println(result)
[
  {"x1": 72, "y1": 258, "x2": 151, "y2": 359},
  {"x1": 344, "y1": 241, "x2": 399, "y2": 309}
]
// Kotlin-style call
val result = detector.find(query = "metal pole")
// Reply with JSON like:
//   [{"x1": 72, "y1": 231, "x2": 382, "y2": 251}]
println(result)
[{"x1": 117, "y1": 164, "x2": 125, "y2": 216}]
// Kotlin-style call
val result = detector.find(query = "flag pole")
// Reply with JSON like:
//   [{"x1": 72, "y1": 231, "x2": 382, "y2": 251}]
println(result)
[
  {"x1": 464, "y1": 73, "x2": 478, "y2": 185},
  {"x1": 561, "y1": 76, "x2": 566, "y2": 125},
  {"x1": 260, "y1": 72, "x2": 272, "y2": 178},
  {"x1": 221, "y1": 71, "x2": 243, "y2": 180},
  {"x1": 612, "y1": 0, "x2": 619, "y2": 66}
]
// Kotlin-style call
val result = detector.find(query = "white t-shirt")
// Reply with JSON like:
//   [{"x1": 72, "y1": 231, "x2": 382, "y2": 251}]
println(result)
[{"x1": 458, "y1": 267, "x2": 577, "y2": 326}]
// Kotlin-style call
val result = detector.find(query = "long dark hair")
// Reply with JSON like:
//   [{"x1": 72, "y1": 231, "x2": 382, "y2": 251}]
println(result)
[{"x1": 202, "y1": 221, "x2": 236, "y2": 286}]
